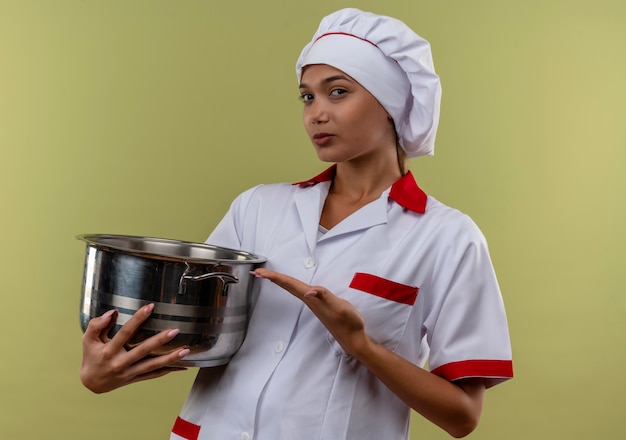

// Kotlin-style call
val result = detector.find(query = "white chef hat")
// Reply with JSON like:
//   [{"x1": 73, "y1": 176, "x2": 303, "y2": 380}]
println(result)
[{"x1": 296, "y1": 8, "x2": 442, "y2": 158}]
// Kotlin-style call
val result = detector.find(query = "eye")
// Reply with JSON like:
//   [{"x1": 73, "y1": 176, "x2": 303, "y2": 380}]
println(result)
[
  {"x1": 330, "y1": 88, "x2": 348, "y2": 97},
  {"x1": 299, "y1": 93, "x2": 314, "y2": 103}
]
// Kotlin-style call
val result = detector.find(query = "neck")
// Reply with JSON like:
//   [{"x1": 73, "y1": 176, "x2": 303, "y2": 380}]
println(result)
[
  {"x1": 319, "y1": 156, "x2": 402, "y2": 230},
  {"x1": 331, "y1": 155, "x2": 402, "y2": 200},
  {"x1": 330, "y1": 163, "x2": 402, "y2": 205}
]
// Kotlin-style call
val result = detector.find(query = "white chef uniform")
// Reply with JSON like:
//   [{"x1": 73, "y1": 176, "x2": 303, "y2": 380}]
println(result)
[{"x1": 170, "y1": 166, "x2": 513, "y2": 440}]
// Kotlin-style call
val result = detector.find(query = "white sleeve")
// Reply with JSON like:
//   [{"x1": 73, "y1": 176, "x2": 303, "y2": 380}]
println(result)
[
  {"x1": 204, "y1": 185, "x2": 264, "y2": 251},
  {"x1": 424, "y1": 215, "x2": 513, "y2": 388}
]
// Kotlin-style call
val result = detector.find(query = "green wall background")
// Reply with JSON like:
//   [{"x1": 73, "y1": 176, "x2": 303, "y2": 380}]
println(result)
[{"x1": 1, "y1": 0, "x2": 625, "y2": 438}]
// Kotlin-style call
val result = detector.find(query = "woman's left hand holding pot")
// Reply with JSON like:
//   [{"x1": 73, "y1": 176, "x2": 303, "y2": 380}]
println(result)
[{"x1": 79, "y1": 304, "x2": 190, "y2": 394}]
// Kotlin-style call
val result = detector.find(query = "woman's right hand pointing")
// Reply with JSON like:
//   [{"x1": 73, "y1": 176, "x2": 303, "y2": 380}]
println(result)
[{"x1": 79, "y1": 304, "x2": 190, "y2": 394}]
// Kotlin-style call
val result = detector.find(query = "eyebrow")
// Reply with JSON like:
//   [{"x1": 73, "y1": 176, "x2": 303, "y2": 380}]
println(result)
[{"x1": 299, "y1": 75, "x2": 354, "y2": 89}]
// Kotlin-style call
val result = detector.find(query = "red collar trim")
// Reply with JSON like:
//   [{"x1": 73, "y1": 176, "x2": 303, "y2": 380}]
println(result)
[
  {"x1": 389, "y1": 170, "x2": 428, "y2": 213},
  {"x1": 293, "y1": 165, "x2": 427, "y2": 214},
  {"x1": 292, "y1": 165, "x2": 338, "y2": 187}
]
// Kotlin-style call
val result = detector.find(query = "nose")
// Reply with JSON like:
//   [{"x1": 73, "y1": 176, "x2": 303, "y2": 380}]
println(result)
[{"x1": 305, "y1": 100, "x2": 329, "y2": 125}]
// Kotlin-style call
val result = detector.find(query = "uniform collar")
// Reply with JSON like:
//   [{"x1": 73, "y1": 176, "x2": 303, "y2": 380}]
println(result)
[{"x1": 293, "y1": 165, "x2": 427, "y2": 214}]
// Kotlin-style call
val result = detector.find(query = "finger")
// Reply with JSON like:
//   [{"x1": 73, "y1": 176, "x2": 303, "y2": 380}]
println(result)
[
  {"x1": 108, "y1": 303, "x2": 155, "y2": 350},
  {"x1": 123, "y1": 328, "x2": 186, "y2": 364},
  {"x1": 252, "y1": 268, "x2": 312, "y2": 298},
  {"x1": 99, "y1": 310, "x2": 119, "y2": 343},
  {"x1": 126, "y1": 365, "x2": 188, "y2": 386},
  {"x1": 83, "y1": 309, "x2": 117, "y2": 343},
  {"x1": 126, "y1": 347, "x2": 191, "y2": 379}
]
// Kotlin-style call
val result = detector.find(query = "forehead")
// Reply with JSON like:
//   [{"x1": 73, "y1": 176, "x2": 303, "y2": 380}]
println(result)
[{"x1": 299, "y1": 64, "x2": 358, "y2": 85}]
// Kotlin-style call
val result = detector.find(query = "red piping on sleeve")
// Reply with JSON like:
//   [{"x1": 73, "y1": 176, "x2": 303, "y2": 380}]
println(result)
[{"x1": 431, "y1": 359, "x2": 514, "y2": 388}]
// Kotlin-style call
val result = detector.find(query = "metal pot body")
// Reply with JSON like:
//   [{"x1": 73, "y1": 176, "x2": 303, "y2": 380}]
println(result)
[{"x1": 78, "y1": 234, "x2": 266, "y2": 367}]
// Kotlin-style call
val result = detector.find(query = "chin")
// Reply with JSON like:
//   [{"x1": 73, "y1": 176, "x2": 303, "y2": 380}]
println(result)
[
  {"x1": 314, "y1": 149, "x2": 347, "y2": 164},
  {"x1": 313, "y1": 151, "x2": 335, "y2": 163}
]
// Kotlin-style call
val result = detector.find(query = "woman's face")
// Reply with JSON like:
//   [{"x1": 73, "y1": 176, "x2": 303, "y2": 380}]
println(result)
[{"x1": 299, "y1": 64, "x2": 396, "y2": 165}]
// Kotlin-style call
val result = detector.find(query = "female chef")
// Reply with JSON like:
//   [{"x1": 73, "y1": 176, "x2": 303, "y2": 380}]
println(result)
[{"x1": 80, "y1": 8, "x2": 513, "y2": 440}]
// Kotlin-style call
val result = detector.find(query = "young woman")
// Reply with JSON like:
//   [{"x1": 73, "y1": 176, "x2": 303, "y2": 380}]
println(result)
[{"x1": 80, "y1": 8, "x2": 513, "y2": 440}]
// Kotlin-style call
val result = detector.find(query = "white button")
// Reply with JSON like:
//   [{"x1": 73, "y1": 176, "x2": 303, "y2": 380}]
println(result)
[
  {"x1": 274, "y1": 341, "x2": 284, "y2": 353},
  {"x1": 303, "y1": 257, "x2": 315, "y2": 268},
  {"x1": 240, "y1": 432, "x2": 250, "y2": 440}
]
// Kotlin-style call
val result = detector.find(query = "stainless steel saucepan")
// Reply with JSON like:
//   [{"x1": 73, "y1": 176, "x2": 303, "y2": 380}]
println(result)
[{"x1": 77, "y1": 234, "x2": 266, "y2": 367}]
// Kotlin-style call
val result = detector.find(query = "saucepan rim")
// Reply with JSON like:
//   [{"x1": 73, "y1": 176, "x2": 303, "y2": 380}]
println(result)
[{"x1": 76, "y1": 233, "x2": 267, "y2": 265}]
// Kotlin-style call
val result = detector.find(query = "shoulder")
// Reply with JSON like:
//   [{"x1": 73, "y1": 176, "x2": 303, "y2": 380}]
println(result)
[
  {"x1": 421, "y1": 196, "x2": 488, "y2": 246},
  {"x1": 229, "y1": 181, "x2": 309, "y2": 212},
  {"x1": 237, "y1": 180, "x2": 326, "y2": 201},
  {"x1": 233, "y1": 181, "x2": 294, "y2": 201}
]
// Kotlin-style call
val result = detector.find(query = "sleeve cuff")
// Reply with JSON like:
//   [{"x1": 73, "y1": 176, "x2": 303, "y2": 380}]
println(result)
[{"x1": 430, "y1": 359, "x2": 514, "y2": 388}]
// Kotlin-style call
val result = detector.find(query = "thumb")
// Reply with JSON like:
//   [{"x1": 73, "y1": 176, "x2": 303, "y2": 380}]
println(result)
[
  {"x1": 304, "y1": 289, "x2": 321, "y2": 298},
  {"x1": 303, "y1": 288, "x2": 332, "y2": 303},
  {"x1": 84, "y1": 309, "x2": 117, "y2": 342}
]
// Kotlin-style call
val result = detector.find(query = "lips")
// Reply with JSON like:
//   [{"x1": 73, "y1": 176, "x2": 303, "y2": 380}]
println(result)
[{"x1": 312, "y1": 133, "x2": 334, "y2": 146}]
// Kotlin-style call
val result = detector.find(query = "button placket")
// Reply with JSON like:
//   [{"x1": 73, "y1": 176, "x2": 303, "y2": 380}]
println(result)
[
  {"x1": 303, "y1": 257, "x2": 315, "y2": 269},
  {"x1": 274, "y1": 341, "x2": 284, "y2": 353}
]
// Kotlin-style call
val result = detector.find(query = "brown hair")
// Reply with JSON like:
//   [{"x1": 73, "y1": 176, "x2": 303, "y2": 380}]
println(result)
[
  {"x1": 391, "y1": 118, "x2": 409, "y2": 175},
  {"x1": 396, "y1": 143, "x2": 409, "y2": 175}
]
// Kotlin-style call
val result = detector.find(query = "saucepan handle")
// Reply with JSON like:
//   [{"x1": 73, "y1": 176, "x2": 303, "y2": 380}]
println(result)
[{"x1": 178, "y1": 265, "x2": 239, "y2": 295}]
